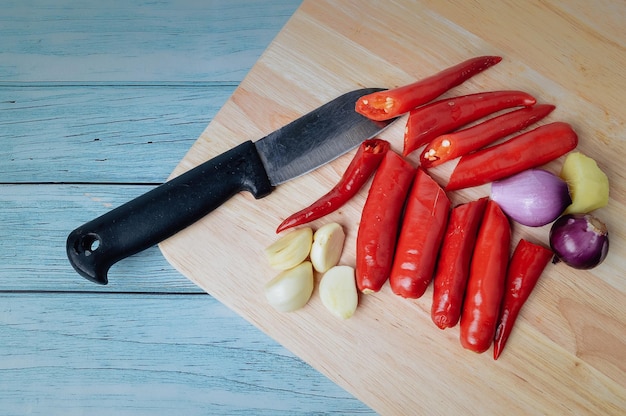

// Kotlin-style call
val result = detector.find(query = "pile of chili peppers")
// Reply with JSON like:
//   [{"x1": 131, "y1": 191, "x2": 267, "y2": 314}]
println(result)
[{"x1": 275, "y1": 56, "x2": 580, "y2": 359}]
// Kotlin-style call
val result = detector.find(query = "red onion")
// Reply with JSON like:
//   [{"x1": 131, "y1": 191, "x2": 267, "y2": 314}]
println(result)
[
  {"x1": 491, "y1": 169, "x2": 571, "y2": 226},
  {"x1": 549, "y1": 214, "x2": 609, "y2": 269}
]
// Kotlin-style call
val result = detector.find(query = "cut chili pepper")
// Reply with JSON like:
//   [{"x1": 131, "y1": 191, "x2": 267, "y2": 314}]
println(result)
[
  {"x1": 355, "y1": 56, "x2": 502, "y2": 121},
  {"x1": 420, "y1": 104, "x2": 556, "y2": 169},
  {"x1": 276, "y1": 138, "x2": 390, "y2": 233},
  {"x1": 389, "y1": 168, "x2": 450, "y2": 299},
  {"x1": 493, "y1": 239, "x2": 553, "y2": 360},
  {"x1": 445, "y1": 122, "x2": 578, "y2": 191},
  {"x1": 403, "y1": 90, "x2": 536, "y2": 156},
  {"x1": 460, "y1": 200, "x2": 511, "y2": 353},
  {"x1": 431, "y1": 197, "x2": 488, "y2": 329},
  {"x1": 356, "y1": 151, "x2": 415, "y2": 293}
]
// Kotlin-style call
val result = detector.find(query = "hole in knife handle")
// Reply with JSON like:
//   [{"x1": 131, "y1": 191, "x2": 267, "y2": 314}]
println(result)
[{"x1": 77, "y1": 233, "x2": 101, "y2": 256}]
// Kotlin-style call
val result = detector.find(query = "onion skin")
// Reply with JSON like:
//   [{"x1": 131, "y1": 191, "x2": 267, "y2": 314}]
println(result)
[
  {"x1": 549, "y1": 214, "x2": 609, "y2": 269},
  {"x1": 491, "y1": 169, "x2": 571, "y2": 227}
]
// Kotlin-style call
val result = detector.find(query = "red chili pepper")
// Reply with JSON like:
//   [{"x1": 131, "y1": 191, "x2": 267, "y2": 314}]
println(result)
[
  {"x1": 389, "y1": 168, "x2": 450, "y2": 298},
  {"x1": 460, "y1": 200, "x2": 510, "y2": 353},
  {"x1": 276, "y1": 139, "x2": 390, "y2": 233},
  {"x1": 446, "y1": 121, "x2": 578, "y2": 191},
  {"x1": 431, "y1": 197, "x2": 488, "y2": 329},
  {"x1": 420, "y1": 104, "x2": 556, "y2": 169},
  {"x1": 355, "y1": 56, "x2": 502, "y2": 121},
  {"x1": 356, "y1": 151, "x2": 415, "y2": 293},
  {"x1": 403, "y1": 90, "x2": 536, "y2": 157},
  {"x1": 493, "y1": 239, "x2": 552, "y2": 360}
]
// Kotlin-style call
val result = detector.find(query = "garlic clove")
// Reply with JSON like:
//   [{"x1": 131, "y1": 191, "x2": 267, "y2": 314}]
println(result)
[
  {"x1": 264, "y1": 261, "x2": 314, "y2": 312},
  {"x1": 310, "y1": 222, "x2": 346, "y2": 273},
  {"x1": 264, "y1": 227, "x2": 313, "y2": 270},
  {"x1": 319, "y1": 265, "x2": 358, "y2": 319}
]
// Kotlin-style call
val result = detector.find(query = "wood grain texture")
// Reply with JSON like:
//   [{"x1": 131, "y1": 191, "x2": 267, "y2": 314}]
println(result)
[
  {"x1": 0, "y1": 0, "x2": 300, "y2": 82},
  {"x1": 161, "y1": 0, "x2": 626, "y2": 414},
  {"x1": 0, "y1": 85, "x2": 234, "y2": 183},
  {"x1": 0, "y1": 293, "x2": 370, "y2": 415},
  {"x1": 0, "y1": 184, "x2": 202, "y2": 292},
  {"x1": 1, "y1": 0, "x2": 376, "y2": 414}
]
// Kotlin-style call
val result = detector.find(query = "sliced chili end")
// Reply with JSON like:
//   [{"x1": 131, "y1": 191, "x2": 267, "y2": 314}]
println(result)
[
  {"x1": 403, "y1": 117, "x2": 431, "y2": 157},
  {"x1": 402, "y1": 123, "x2": 413, "y2": 157},
  {"x1": 355, "y1": 92, "x2": 398, "y2": 121},
  {"x1": 363, "y1": 138, "x2": 391, "y2": 155},
  {"x1": 421, "y1": 136, "x2": 454, "y2": 168}
]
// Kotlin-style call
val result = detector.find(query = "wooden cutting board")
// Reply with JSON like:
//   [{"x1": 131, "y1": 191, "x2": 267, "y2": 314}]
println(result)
[{"x1": 160, "y1": 0, "x2": 626, "y2": 414}]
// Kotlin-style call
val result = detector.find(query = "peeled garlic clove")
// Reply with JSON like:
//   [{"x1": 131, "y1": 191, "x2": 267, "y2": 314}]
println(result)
[
  {"x1": 265, "y1": 227, "x2": 313, "y2": 270},
  {"x1": 310, "y1": 222, "x2": 346, "y2": 273},
  {"x1": 265, "y1": 261, "x2": 314, "y2": 312},
  {"x1": 319, "y1": 265, "x2": 358, "y2": 319}
]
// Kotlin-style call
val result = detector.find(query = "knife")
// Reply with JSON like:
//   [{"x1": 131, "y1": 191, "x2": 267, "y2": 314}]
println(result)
[{"x1": 67, "y1": 88, "x2": 395, "y2": 285}]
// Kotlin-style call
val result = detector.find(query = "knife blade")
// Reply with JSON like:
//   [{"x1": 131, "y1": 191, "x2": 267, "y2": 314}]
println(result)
[{"x1": 66, "y1": 88, "x2": 396, "y2": 285}]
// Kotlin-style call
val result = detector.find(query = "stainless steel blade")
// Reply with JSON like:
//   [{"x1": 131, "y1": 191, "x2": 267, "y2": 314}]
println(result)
[{"x1": 255, "y1": 88, "x2": 394, "y2": 186}]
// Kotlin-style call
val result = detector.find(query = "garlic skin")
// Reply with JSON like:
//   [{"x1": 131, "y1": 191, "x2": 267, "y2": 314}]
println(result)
[
  {"x1": 265, "y1": 261, "x2": 314, "y2": 312},
  {"x1": 264, "y1": 227, "x2": 313, "y2": 270},
  {"x1": 319, "y1": 265, "x2": 358, "y2": 319},
  {"x1": 310, "y1": 223, "x2": 346, "y2": 273}
]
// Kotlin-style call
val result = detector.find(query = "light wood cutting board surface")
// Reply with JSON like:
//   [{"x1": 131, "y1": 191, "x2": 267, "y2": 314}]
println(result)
[{"x1": 160, "y1": 1, "x2": 626, "y2": 414}]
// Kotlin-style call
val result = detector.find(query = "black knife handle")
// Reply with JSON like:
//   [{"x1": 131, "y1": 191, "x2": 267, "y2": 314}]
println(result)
[{"x1": 66, "y1": 140, "x2": 273, "y2": 285}]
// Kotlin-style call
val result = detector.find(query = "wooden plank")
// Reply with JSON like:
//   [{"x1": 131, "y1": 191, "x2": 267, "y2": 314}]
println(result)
[
  {"x1": 0, "y1": 293, "x2": 374, "y2": 415},
  {"x1": 1, "y1": 85, "x2": 234, "y2": 183},
  {"x1": 0, "y1": 0, "x2": 302, "y2": 82},
  {"x1": 0, "y1": 184, "x2": 202, "y2": 292},
  {"x1": 159, "y1": 0, "x2": 626, "y2": 414}
]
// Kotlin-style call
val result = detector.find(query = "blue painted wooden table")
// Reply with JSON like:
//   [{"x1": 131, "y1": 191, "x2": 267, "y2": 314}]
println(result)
[{"x1": 0, "y1": 1, "x2": 375, "y2": 413}]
